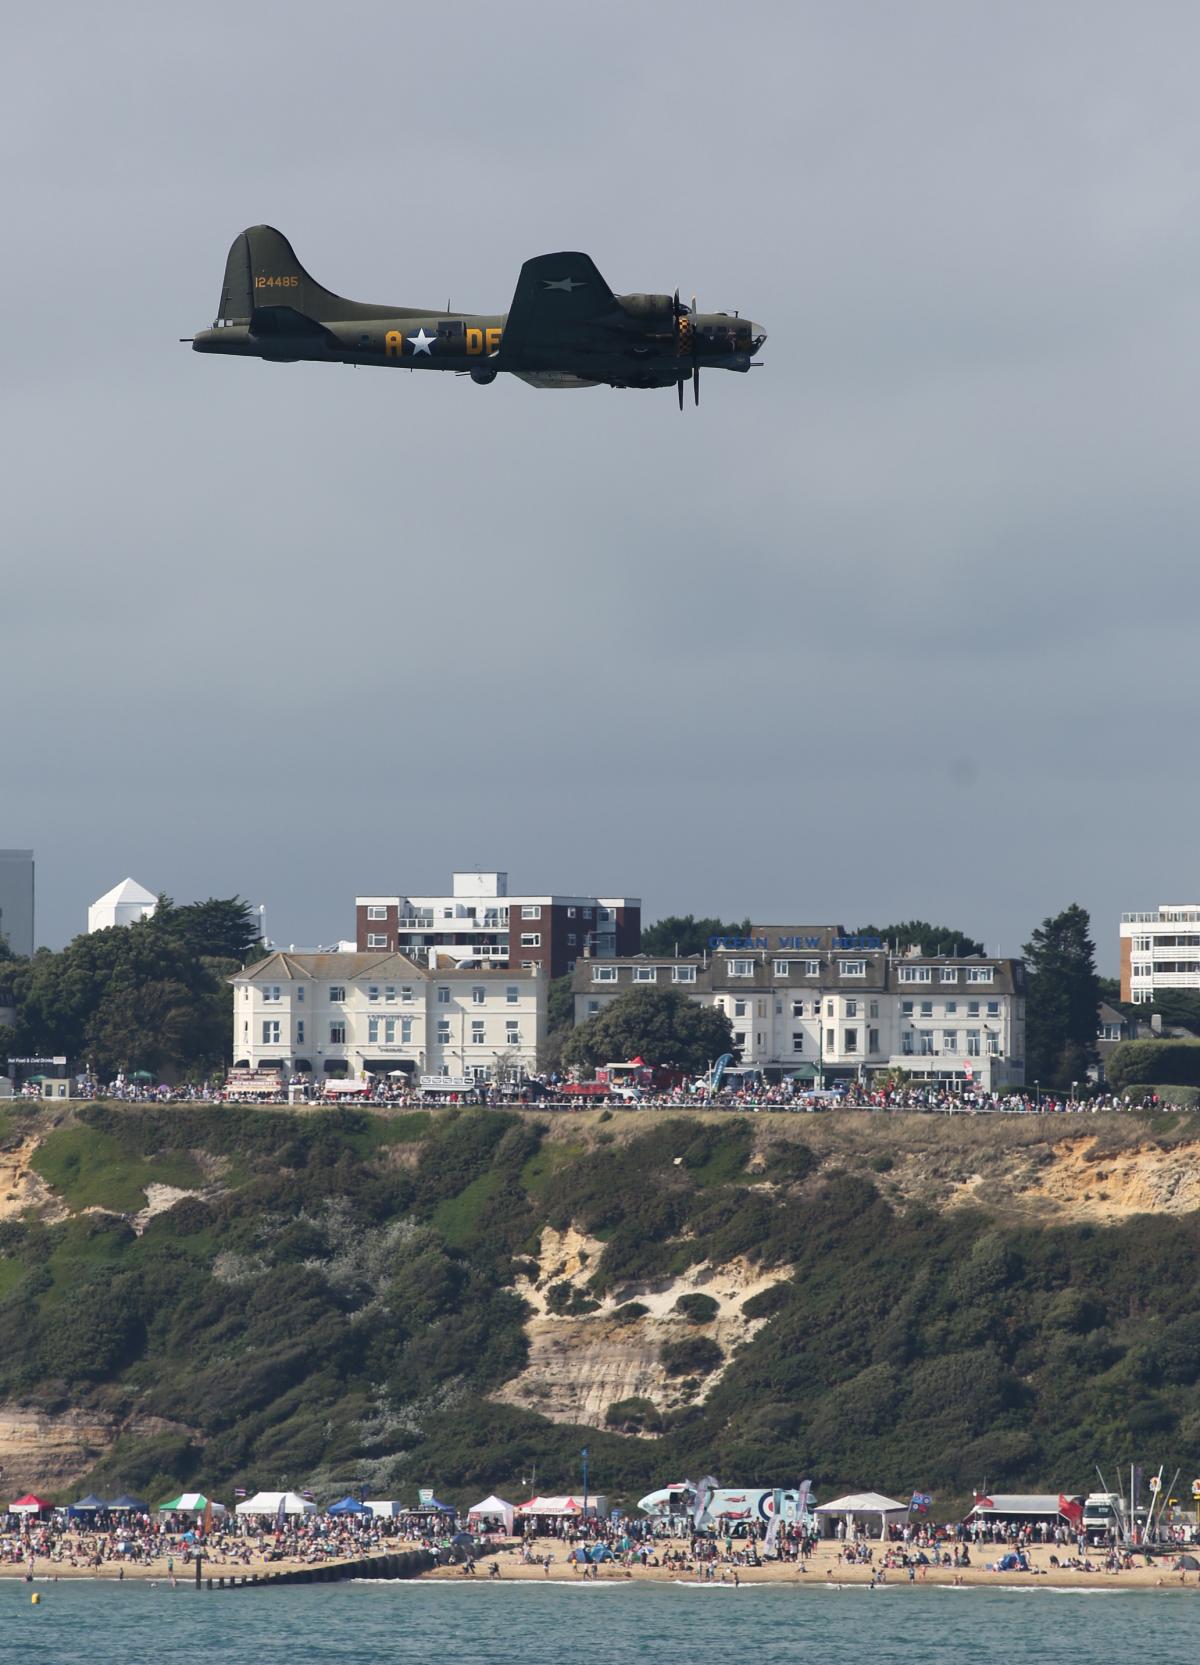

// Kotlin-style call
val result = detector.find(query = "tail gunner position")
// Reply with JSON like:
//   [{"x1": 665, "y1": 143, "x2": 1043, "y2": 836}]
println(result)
[{"x1": 188, "y1": 226, "x2": 766, "y2": 407}]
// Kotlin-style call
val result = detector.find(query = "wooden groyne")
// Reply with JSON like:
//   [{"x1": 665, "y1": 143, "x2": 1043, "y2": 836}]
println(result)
[{"x1": 202, "y1": 1549, "x2": 437, "y2": 1589}]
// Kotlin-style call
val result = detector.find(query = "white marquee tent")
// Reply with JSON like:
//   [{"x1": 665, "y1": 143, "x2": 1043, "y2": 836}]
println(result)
[
  {"x1": 467, "y1": 1494, "x2": 516, "y2": 1534},
  {"x1": 235, "y1": 1490, "x2": 317, "y2": 1517},
  {"x1": 814, "y1": 1491, "x2": 909, "y2": 1541}
]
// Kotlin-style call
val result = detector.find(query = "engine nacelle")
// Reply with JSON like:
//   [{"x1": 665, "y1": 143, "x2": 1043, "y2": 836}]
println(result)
[
  {"x1": 469, "y1": 366, "x2": 497, "y2": 385},
  {"x1": 619, "y1": 293, "x2": 675, "y2": 334}
]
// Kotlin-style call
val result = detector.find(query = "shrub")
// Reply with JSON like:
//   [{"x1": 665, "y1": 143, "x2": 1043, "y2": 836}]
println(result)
[
  {"x1": 545, "y1": 1280, "x2": 599, "y2": 1316},
  {"x1": 605, "y1": 1396, "x2": 663, "y2": 1433},
  {"x1": 661, "y1": 1336, "x2": 723, "y2": 1377},
  {"x1": 674, "y1": 1292, "x2": 719, "y2": 1324},
  {"x1": 612, "y1": 1301, "x2": 649, "y2": 1323},
  {"x1": 1107, "y1": 1038, "x2": 1200, "y2": 1092}
]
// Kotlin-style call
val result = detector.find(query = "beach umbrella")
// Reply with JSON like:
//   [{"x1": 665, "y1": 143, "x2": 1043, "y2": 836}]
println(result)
[{"x1": 1177, "y1": 1554, "x2": 1200, "y2": 1570}]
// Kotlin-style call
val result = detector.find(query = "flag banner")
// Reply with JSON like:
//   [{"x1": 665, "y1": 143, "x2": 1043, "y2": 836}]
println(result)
[
  {"x1": 418, "y1": 1488, "x2": 434, "y2": 1507},
  {"x1": 693, "y1": 1476, "x2": 719, "y2": 1528},
  {"x1": 797, "y1": 1480, "x2": 812, "y2": 1523},
  {"x1": 909, "y1": 1491, "x2": 932, "y2": 1514},
  {"x1": 234, "y1": 1488, "x2": 247, "y2": 1498},
  {"x1": 1058, "y1": 1495, "x2": 1084, "y2": 1524},
  {"x1": 275, "y1": 1497, "x2": 287, "y2": 1529}
]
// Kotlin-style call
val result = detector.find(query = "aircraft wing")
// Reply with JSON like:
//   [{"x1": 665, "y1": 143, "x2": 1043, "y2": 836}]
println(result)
[{"x1": 501, "y1": 252, "x2": 618, "y2": 363}]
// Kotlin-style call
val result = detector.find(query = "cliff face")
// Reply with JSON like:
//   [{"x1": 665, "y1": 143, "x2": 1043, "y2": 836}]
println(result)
[{"x1": 0, "y1": 1101, "x2": 1198, "y2": 1503}]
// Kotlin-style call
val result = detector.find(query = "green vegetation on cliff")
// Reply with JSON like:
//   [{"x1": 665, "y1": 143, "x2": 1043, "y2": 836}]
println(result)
[{"x1": 2, "y1": 1103, "x2": 1199, "y2": 1510}]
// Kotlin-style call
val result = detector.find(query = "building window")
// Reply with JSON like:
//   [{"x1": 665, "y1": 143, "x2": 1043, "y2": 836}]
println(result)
[
  {"x1": 382, "y1": 984, "x2": 395, "y2": 1003},
  {"x1": 262, "y1": 1020, "x2": 280, "y2": 1044},
  {"x1": 805, "y1": 960, "x2": 820, "y2": 976},
  {"x1": 506, "y1": 985, "x2": 519, "y2": 1004},
  {"x1": 329, "y1": 1021, "x2": 346, "y2": 1044},
  {"x1": 943, "y1": 1031, "x2": 957, "y2": 1052},
  {"x1": 295, "y1": 1020, "x2": 305, "y2": 1043},
  {"x1": 520, "y1": 933, "x2": 541, "y2": 948},
  {"x1": 437, "y1": 1019, "x2": 450, "y2": 1043},
  {"x1": 633, "y1": 967, "x2": 657, "y2": 982},
  {"x1": 673, "y1": 966, "x2": 696, "y2": 983},
  {"x1": 582, "y1": 907, "x2": 593, "y2": 919},
  {"x1": 593, "y1": 966, "x2": 618, "y2": 982},
  {"x1": 868, "y1": 1027, "x2": 880, "y2": 1053},
  {"x1": 263, "y1": 985, "x2": 281, "y2": 1002},
  {"x1": 825, "y1": 1028, "x2": 835, "y2": 1052},
  {"x1": 566, "y1": 960, "x2": 576, "y2": 972},
  {"x1": 733, "y1": 1030, "x2": 746, "y2": 1046},
  {"x1": 845, "y1": 999, "x2": 858, "y2": 1018},
  {"x1": 401, "y1": 1018, "x2": 412, "y2": 1043},
  {"x1": 792, "y1": 1033, "x2": 804, "y2": 1053},
  {"x1": 367, "y1": 934, "x2": 387, "y2": 948},
  {"x1": 966, "y1": 967, "x2": 994, "y2": 984},
  {"x1": 774, "y1": 959, "x2": 790, "y2": 977},
  {"x1": 986, "y1": 1000, "x2": 1000, "y2": 1017},
  {"x1": 946, "y1": 1000, "x2": 957, "y2": 1014},
  {"x1": 967, "y1": 1030, "x2": 981, "y2": 1056},
  {"x1": 506, "y1": 1021, "x2": 520, "y2": 1044},
  {"x1": 968, "y1": 1001, "x2": 980, "y2": 1017},
  {"x1": 367, "y1": 985, "x2": 379, "y2": 1002},
  {"x1": 918, "y1": 1032, "x2": 934, "y2": 1055},
  {"x1": 521, "y1": 960, "x2": 535, "y2": 971},
  {"x1": 567, "y1": 933, "x2": 577, "y2": 947},
  {"x1": 329, "y1": 985, "x2": 345, "y2": 1003},
  {"x1": 471, "y1": 1021, "x2": 485, "y2": 1044},
  {"x1": 792, "y1": 1000, "x2": 804, "y2": 1019},
  {"x1": 587, "y1": 1000, "x2": 600, "y2": 1016},
  {"x1": 902, "y1": 1033, "x2": 914, "y2": 1055},
  {"x1": 472, "y1": 986, "x2": 486, "y2": 1004},
  {"x1": 839, "y1": 960, "x2": 866, "y2": 977},
  {"x1": 898, "y1": 966, "x2": 931, "y2": 983},
  {"x1": 940, "y1": 967, "x2": 958, "y2": 983},
  {"x1": 901, "y1": 1000, "x2": 913, "y2": 1017},
  {"x1": 733, "y1": 999, "x2": 747, "y2": 1017},
  {"x1": 437, "y1": 986, "x2": 449, "y2": 1004},
  {"x1": 920, "y1": 1000, "x2": 933, "y2": 1017},
  {"x1": 826, "y1": 999, "x2": 834, "y2": 1018},
  {"x1": 521, "y1": 905, "x2": 541, "y2": 920},
  {"x1": 296, "y1": 985, "x2": 304, "y2": 1003},
  {"x1": 567, "y1": 906, "x2": 577, "y2": 918},
  {"x1": 728, "y1": 959, "x2": 754, "y2": 977},
  {"x1": 844, "y1": 1028, "x2": 858, "y2": 1053},
  {"x1": 366, "y1": 906, "x2": 387, "y2": 920},
  {"x1": 986, "y1": 1031, "x2": 999, "y2": 1055},
  {"x1": 868, "y1": 1000, "x2": 879, "y2": 1019}
]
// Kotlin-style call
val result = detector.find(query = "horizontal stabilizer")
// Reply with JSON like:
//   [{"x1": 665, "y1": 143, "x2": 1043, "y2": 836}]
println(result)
[{"x1": 249, "y1": 304, "x2": 336, "y2": 343}]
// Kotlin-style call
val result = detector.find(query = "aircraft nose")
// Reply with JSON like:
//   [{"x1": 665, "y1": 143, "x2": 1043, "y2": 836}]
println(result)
[{"x1": 750, "y1": 322, "x2": 767, "y2": 352}]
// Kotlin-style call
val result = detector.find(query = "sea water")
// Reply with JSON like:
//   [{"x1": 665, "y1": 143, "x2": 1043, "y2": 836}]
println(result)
[{"x1": 2, "y1": 1577, "x2": 1199, "y2": 1665}]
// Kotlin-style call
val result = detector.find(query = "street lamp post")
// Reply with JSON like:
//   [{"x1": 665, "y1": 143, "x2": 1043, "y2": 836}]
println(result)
[{"x1": 582, "y1": 1446, "x2": 589, "y2": 1521}]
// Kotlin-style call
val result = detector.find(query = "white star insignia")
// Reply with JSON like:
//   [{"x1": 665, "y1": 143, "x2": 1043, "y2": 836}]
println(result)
[
  {"x1": 543, "y1": 277, "x2": 586, "y2": 292},
  {"x1": 407, "y1": 328, "x2": 436, "y2": 355}
]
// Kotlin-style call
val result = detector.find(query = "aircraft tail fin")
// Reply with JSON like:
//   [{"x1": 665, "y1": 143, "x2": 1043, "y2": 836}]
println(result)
[{"x1": 215, "y1": 226, "x2": 395, "y2": 324}]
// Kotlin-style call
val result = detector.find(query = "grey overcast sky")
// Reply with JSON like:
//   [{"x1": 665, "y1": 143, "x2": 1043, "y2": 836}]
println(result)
[{"x1": 5, "y1": 0, "x2": 1199, "y2": 971}]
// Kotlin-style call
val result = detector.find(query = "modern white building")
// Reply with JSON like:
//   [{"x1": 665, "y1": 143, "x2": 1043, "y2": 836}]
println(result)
[
  {"x1": 231, "y1": 950, "x2": 546, "y2": 1084},
  {"x1": 573, "y1": 926, "x2": 1025, "y2": 1090},
  {"x1": 1120, "y1": 905, "x2": 1200, "y2": 1003},
  {"x1": 88, "y1": 878, "x2": 157, "y2": 933}
]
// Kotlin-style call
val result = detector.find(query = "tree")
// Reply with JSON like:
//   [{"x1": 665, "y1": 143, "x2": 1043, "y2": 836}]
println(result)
[
  {"x1": 640, "y1": 915, "x2": 752, "y2": 956},
  {"x1": 858, "y1": 920, "x2": 985, "y2": 957},
  {"x1": 1023, "y1": 904, "x2": 1101, "y2": 1088},
  {"x1": 152, "y1": 896, "x2": 262, "y2": 962},
  {"x1": 560, "y1": 986, "x2": 735, "y2": 1075}
]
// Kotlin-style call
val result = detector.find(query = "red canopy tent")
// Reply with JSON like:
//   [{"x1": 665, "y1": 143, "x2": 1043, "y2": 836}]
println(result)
[{"x1": 8, "y1": 1494, "x2": 53, "y2": 1514}]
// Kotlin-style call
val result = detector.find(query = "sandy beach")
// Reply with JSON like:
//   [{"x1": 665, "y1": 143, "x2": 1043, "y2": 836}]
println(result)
[{"x1": 6, "y1": 1535, "x2": 1200, "y2": 1592}]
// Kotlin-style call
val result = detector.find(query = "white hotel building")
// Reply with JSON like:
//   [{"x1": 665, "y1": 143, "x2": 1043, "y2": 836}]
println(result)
[
  {"x1": 573, "y1": 927, "x2": 1025, "y2": 1090},
  {"x1": 231, "y1": 951, "x2": 545, "y2": 1084},
  {"x1": 1120, "y1": 905, "x2": 1200, "y2": 1003}
]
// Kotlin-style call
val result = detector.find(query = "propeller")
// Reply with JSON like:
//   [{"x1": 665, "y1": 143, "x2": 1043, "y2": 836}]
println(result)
[{"x1": 675, "y1": 290, "x2": 699, "y2": 411}]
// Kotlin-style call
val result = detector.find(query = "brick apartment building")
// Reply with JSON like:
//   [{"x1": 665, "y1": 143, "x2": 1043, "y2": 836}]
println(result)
[{"x1": 355, "y1": 870, "x2": 640, "y2": 980}]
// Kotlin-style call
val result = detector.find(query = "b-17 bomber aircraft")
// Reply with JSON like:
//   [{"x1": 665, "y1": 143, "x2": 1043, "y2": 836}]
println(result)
[{"x1": 188, "y1": 226, "x2": 766, "y2": 407}]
